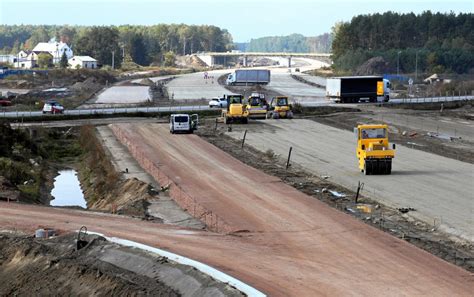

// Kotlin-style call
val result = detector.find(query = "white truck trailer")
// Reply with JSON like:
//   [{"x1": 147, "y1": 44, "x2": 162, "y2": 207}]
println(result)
[{"x1": 326, "y1": 76, "x2": 391, "y2": 103}]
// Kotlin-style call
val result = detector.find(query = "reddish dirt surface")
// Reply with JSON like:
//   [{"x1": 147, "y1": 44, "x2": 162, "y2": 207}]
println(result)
[
  {"x1": 1, "y1": 202, "x2": 472, "y2": 296},
  {"x1": 1, "y1": 123, "x2": 472, "y2": 296}
]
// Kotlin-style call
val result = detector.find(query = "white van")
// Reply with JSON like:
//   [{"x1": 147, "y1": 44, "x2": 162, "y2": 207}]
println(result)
[{"x1": 169, "y1": 114, "x2": 198, "y2": 134}]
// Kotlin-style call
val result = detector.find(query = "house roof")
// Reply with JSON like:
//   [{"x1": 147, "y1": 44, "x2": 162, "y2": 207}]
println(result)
[
  {"x1": 32, "y1": 42, "x2": 70, "y2": 53},
  {"x1": 69, "y1": 56, "x2": 97, "y2": 62}
]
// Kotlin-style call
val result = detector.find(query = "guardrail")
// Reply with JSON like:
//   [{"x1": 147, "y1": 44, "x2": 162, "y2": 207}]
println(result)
[
  {"x1": 0, "y1": 105, "x2": 214, "y2": 119},
  {"x1": 392, "y1": 94, "x2": 474, "y2": 104},
  {"x1": 1, "y1": 95, "x2": 473, "y2": 119}
]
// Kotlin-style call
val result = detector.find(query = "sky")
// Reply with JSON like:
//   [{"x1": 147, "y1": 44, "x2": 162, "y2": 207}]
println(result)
[{"x1": 0, "y1": 0, "x2": 472, "y2": 42}]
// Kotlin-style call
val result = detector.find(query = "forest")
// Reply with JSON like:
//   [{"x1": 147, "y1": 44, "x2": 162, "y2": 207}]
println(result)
[
  {"x1": 331, "y1": 11, "x2": 474, "y2": 74},
  {"x1": 0, "y1": 24, "x2": 234, "y2": 67},
  {"x1": 244, "y1": 33, "x2": 332, "y2": 53}
]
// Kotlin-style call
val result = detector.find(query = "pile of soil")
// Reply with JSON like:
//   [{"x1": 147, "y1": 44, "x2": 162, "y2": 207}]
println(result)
[
  {"x1": 69, "y1": 77, "x2": 103, "y2": 94},
  {"x1": 86, "y1": 177, "x2": 157, "y2": 217},
  {"x1": 175, "y1": 55, "x2": 208, "y2": 68},
  {"x1": 355, "y1": 56, "x2": 392, "y2": 75},
  {"x1": 0, "y1": 233, "x2": 178, "y2": 296},
  {"x1": 137, "y1": 77, "x2": 155, "y2": 86},
  {"x1": 0, "y1": 232, "x2": 244, "y2": 296},
  {"x1": 0, "y1": 176, "x2": 20, "y2": 201}
]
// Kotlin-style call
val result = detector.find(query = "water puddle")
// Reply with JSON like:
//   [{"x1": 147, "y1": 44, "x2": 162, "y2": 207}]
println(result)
[{"x1": 50, "y1": 169, "x2": 86, "y2": 208}]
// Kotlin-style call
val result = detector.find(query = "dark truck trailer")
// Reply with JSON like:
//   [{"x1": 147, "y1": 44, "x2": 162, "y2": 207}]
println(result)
[
  {"x1": 226, "y1": 69, "x2": 271, "y2": 85},
  {"x1": 326, "y1": 76, "x2": 390, "y2": 103}
]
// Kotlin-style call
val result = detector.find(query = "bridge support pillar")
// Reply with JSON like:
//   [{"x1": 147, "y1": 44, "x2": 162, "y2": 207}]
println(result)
[
  {"x1": 243, "y1": 56, "x2": 248, "y2": 67},
  {"x1": 288, "y1": 56, "x2": 292, "y2": 68}
]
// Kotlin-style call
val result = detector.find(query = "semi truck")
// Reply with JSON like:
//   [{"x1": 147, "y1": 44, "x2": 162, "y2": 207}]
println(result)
[
  {"x1": 326, "y1": 76, "x2": 391, "y2": 103},
  {"x1": 226, "y1": 69, "x2": 271, "y2": 85}
]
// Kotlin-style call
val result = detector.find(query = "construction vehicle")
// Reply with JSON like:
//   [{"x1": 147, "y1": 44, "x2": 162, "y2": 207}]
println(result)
[
  {"x1": 221, "y1": 94, "x2": 249, "y2": 124},
  {"x1": 355, "y1": 124, "x2": 395, "y2": 175},
  {"x1": 246, "y1": 92, "x2": 268, "y2": 119},
  {"x1": 170, "y1": 114, "x2": 198, "y2": 134},
  {"x1": 267, "y1": 96, "x2": 293, "y2": 119}
]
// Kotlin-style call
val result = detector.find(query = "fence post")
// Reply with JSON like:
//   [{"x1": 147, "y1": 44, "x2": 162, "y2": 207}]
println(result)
[
  {"x1": 241, "y1": 130, "x2": 248, "y2": 149},
  {"x1": 286, "y1": 146, "x2": 293, "y2": 170}
]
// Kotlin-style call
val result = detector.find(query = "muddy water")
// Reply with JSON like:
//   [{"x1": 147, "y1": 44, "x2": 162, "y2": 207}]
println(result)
[{"x1": 50, "y1": 170, "x2": 86, "y2": 208}]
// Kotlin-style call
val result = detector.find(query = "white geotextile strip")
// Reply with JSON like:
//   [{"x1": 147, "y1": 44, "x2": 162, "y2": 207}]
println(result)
[{"x1": 86, "y1": 231, "x2": 266, "y2": 297}]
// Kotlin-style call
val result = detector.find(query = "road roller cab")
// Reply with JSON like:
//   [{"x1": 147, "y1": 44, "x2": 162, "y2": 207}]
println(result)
[{"x1": 355, "y1": 124, "x2": 395, "y2": 175}]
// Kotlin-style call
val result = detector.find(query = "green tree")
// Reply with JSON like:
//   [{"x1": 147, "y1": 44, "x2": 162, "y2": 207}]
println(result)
[
  {"x1": 129, "y1": 33, "x2": 148, "y2": 66},
  {"x1": 25, "y1": 26, "x2": 49, "y2": 50},
  {"x1": 75, "y1": 26, "x2": 122, "y2": 67},
  {"x1": 10, "y1": 39, "x2": 20, "y2": 55},
  {"x1": 59, "y1": 51, "x2": 68, "y2": 68},
  {"x1": 163, "y1": 51, "x2": 175, "y2": 67},
  {"x1": 37, "y1": 53, "x2": 52, "y2": 68},
  {"x1": 59, "y1": 26, "x2": 76, "y2": 44}
]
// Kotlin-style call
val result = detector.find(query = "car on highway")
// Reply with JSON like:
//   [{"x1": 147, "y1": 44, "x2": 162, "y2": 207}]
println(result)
[
  {"x1": 42, "y1": 101, "x2": 64, "y2": 114},
  {"x1": 209, "y1": 97, "x2": 227, "y2": 108},
  {"x1": 0, "y1": 99, "x2": 12, "y2": 106}
]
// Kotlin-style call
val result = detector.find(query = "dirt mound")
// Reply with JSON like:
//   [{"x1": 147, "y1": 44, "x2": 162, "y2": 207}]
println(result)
[
  {"x1": 88, "y1": 178, "x2": 156, "y2": 217},
  {"x1": 138, "y1": 77, "x2": 155, "y2": 86},
  {"x1": 355, "y1": 56, "x2": 392, "y2": 75},
  {"x1": 176, "y1": 55, "x2": 208, "y2": 68},
  {"x1": 69, "y1": 77, "x2": 102, "y2": 93},
  {"x1": 0, "y1": 176, "x2": 20, "y2": 201},
  {"x1": 0, "y1": 233, "x2": 178, "y2": 296},
  {"x1": 0, "y1": 232, "x2": 244, "y2": 296}
]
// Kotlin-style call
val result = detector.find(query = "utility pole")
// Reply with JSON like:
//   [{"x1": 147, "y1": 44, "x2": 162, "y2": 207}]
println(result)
[
  {"x1": 111, "y1": 51, "x2": 115, "y2": 70},
  {"x1": 397, "y1": 51, "x2": 401, "y2": 76},
  {"x1": 183, "y1": 37, "x2": 186, "y2": 56},
  {"x1": 122, "y1": 45, "x2": 125, "y2": 63},
  {"x1": 415, "y1": 50, "x2": 419, "y2": 82}
]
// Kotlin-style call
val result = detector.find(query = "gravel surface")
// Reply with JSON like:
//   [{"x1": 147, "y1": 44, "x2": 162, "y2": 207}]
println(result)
[{"x1": 226, "y1": 119, "x2": 474, "y2": 242}]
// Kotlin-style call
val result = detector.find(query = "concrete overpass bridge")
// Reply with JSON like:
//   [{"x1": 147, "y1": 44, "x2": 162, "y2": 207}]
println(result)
[{"x1": 195, "y1": 52, "x2": 332, "y2": 67}]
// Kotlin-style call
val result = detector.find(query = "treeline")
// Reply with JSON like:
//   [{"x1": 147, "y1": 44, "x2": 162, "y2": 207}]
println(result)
[
  {"x1": 332, "y1": 11, "x2": 474, "y2": 74},
  {"x1": 0, "y1": 24, "x2": 233, "y2": 67},
  {"x1": 244, "y1": 33, "x2": 332, "y2": 53}
]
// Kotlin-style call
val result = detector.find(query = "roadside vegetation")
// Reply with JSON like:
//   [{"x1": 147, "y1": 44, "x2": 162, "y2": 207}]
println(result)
[
  {"x1": 331, "y1": 12, "x2": 473, "y2": 75},
  {"x1": 0, "y1": 24, "x2": 233, "y2": 68},
  {"x1": 241, "y1": 33, "x2": 332, "y2": 53},
  {"x1": 0, "y1": 123, "x2": 82, "y2": 203}
]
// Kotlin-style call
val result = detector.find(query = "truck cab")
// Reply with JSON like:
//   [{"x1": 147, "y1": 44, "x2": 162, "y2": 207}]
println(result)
[
  {"x1": 226, "y1": 73, "x2": 235, "y2": 85},
  {"x1": 378, "y1": 79, "x2": 391, "y2": 102},
  {"x1": 355, "y1": 124, "x2": 395, "y2": 175},
  {"x1": 170, "y1": 114, "x2": 198, "y2": 134}
]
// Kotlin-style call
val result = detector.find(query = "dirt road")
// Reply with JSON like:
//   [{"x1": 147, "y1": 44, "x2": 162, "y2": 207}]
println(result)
[
  {"x1": 94, "y1": 123, "x2": 472, "y2": 295},
  {"x1": 226, "y1": 119, "x2": 474, "y2": 242},
  {"x1": 166, "y1": 70, "x2": 236, "y2": 100},
  {"x1": 1, "y1": 200, "x2": 472, "y2": 296}
]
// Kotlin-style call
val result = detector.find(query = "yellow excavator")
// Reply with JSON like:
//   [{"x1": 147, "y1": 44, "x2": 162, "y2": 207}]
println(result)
[
  {"x1": 267, "y1": 96, "x2": 293, "y2": 119},
  {"x1": 355, "y1": 124, "x2": 395, "y2": 175},
  {"x1": 246, "y1": 92, "x2": 268, "y2": 119},
  {"x1": 222, "y1": 94, "x2": 249, "y2": 124}
]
